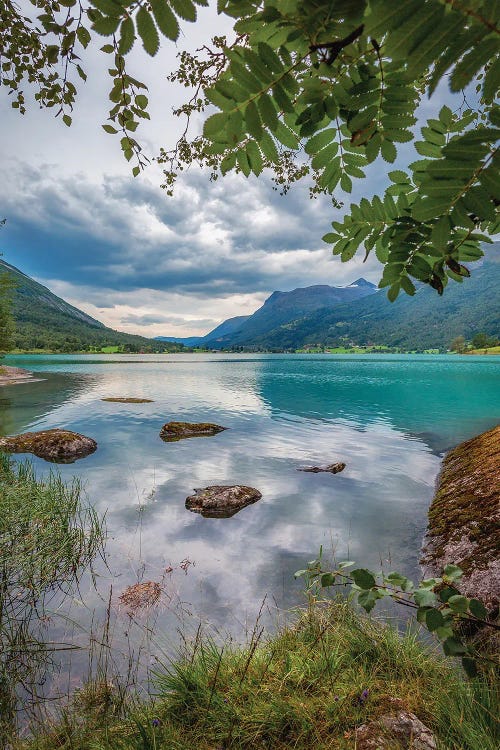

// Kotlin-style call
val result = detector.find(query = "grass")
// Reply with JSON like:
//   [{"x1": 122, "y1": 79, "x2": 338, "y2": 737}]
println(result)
[
  {"x1": 465, "y1": 346, "x2": 500, "y2": 355},
  {"x1": 16, "y1": 600, "x2": 499, "y2": 750},
  {"x1": 0, "y1": 453, "x2": 105, "y2": 736}
]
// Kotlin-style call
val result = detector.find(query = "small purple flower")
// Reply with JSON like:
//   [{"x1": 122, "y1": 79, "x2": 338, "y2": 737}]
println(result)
[
  {"x1": 334, "y1": 696, "x2": 340, "y2": 702},
  {"x1": 357, "y1": 689, "x2": 369, "y2": 705},
  {"x1": 152, "y1": 718, "x2": 160, "y2": 728}
]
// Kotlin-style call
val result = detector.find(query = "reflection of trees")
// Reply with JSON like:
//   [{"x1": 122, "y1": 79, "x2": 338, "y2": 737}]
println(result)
[
  {"x1": 255, "y1": 358, "x2": 498, "y2": 453},
  {"x1": 0, "y1": 372, "x2": 96, "y2": 437}
]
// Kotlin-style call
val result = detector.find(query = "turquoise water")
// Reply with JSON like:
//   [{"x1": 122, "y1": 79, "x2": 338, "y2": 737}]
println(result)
[{"x1": 2, "y1": 353, "x2": 499, "y2": 681}]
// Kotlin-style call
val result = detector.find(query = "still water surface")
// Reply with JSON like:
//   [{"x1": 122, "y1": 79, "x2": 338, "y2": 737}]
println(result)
[{"x1": 2, "y1": 353, "x2": 499, "y2": 684}]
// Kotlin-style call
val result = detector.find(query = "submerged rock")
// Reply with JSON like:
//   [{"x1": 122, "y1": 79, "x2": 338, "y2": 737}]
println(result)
[
  {"x1": 0, "y1": 365, "x2": 41, "y2": 386},
  {"x1": 160, "y1": 421, "x2": 227, "y2": 442},
  {"x1": 298, "y1": 462, "x2": 346, "y2": 474},
  {"x1": 102, "y1": 397, "x2": 154, "y2": 403},
  {"x1": 356, "y1": 711, "x2": 436, "y2": 749},
  {"x1": 421, "y1": 425, "x2": 499, "y2": 613},
  {"x1": 186, "y1": 485, "x2": 262, "y2": 518},
  {"x1": 0, "y1": 428, "x2": 97, "y2": 463}
]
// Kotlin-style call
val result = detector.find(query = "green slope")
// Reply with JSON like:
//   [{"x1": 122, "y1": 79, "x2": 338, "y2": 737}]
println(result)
[
  {"x1": 226, "y1": 255, "x2": 499, "y2": 351},
  {"x1": 0, "y1": 260, "x2": 184, "y2": 353}
]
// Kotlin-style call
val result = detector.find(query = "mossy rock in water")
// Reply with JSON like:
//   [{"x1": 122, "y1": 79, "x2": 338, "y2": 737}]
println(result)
[
  {"x1": 186, "y1": 485, "x2": 261, "y2": 518},
  {"x1": 421, "y1": 425, "x2": 499, "y2": 613},
  {"x1": 102, "y1": 397, "x2": 154, "y2": 403},
  {"x1": 160, "y1": 421, "x2": 227, "y2": 442},
  {"x1": 0, "y1": 428, "x2": 97, "y2": 463},
  {"x1": 298, "y1": 462, "x2": 346, "y2": 474}
]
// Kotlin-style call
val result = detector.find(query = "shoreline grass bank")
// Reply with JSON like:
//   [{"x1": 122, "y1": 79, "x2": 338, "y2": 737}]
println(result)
[{"x1": 11, "y1": 600, "x2": 499, "y2": 750}]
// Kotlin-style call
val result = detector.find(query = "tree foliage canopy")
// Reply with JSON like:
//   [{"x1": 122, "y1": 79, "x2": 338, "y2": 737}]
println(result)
[{"x1": 1, "y1": 1, "x2": 499, "y2": 298}]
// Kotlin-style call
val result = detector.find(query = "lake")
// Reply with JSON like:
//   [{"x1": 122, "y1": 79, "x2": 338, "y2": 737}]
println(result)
[{"x1": 2, "y1": 353, "x2": 499, "y2": 693}]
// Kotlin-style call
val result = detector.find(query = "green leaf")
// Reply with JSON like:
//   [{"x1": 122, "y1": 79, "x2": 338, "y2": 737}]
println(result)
[
  {"x1": 92, "y1": 15, "x2": 120, "y2": 36},
  {"x1": 135, "y1": 94, "x2": 148, "y2": 110},
  {"x1": 294, "y1": 569, "x2": 308, "y2": 579},
  {"x1": 305, "y1": 128, "x2": 336, "y2": 156},
  {"x1": 132, "y1": 165, "x2": 140, "y2": 177},
  {"x1": 102, "y1": 123, "x2": 118, "y2": 133},
  {"x1": 351, "y1": 569, "x2": 376, "y2": 590},
  {"x1": 311, "y1": 142, "x2": 339, "y2": 170},
  {"x1": 400, "y1": 275, "x2": 416, "y2": 296},
  {"x1": 170, "y1": 0, "x2": 197, "y2": 22},
  {"x1": 76, "y1": 26, "x2": 92, "y2": 48},
  {"x1": 340, "y1": 172, "x2": 352, "y2": 193},
  {"x1": 244, "y1": 100, "x2": 263, "y2": 140},
  {"x1": 425, "y1": 608, "x2": 444, "y2": 632},
  {"x1": 321, "y1": 572, "x2": 336, "y2": 587},
  {"x1": 439, "y1": 585, "x2": 461, "y2": 603},
  {"x1": 468, "y1": 598, "x2": 488, "y2": 620},
  {"x1": 443, "y1": 564, "x2": 463, "y2": 582},
  {"x1": 62, "y1": 114, "x2": 72, "y2": 127},
  {"x1": 257, "y1": 42, "x2": 283, "y2": 73},
  {"x1": 448, "y1": 595, "x2": 469, "y2": 614},
  {"x1": 236, "y1": 148, "x2": 251, "y2": 177},
  {"x1": 387, "y1": 283, "x2": 400, "y2": 302},
  {"x1": 461, "y1": 657, "x2": 478, "y2": 678},
  {"x1": 119, "y1": 17, "x2": 135, "y2": 55},
  {"x1": 91, "y1": 0, "x2": 122, "y2": 16},
  {"x1": 246, "y1": 140, "x2": 263, "y2": 175},
  {"x1": 431, "y1": 216, "x2": 451, "y2": 250},
  {"x1": 414, "y1": 588, "x2": 437, "y2": 607},
  {"x1": 258, "y1": 94, "x2": 279, "y2": 131},
  {"x1": 260, "y1": 132, "x2": 279, "y2": 163},
  {"x1": 358, "y1": 589, "x2": 381, "y2": 613},
  {"x1": 136, "y1": 7, "x2": 160, "y2": 56},
  {"x1": 443, "y1": 636, "x2": 467, "y2": 656},
  {"x1": 151, "y1": 0, "x2": 180, "y2": 40},
  {"x1": 274, "y1": 122, "x2": 298, "y2": 150},
  {"x1": 381, "y1": 139, "x2": 397, "y2": 163},
  {"x1": 388, "y1": 170, "x2": 409, "y2": 184},
  {"x1": 220, "y1": 152, "x2": 236, "y2": 175},
  {"x1": 203, "y1": 112, "x2": 228, "y2": 139}
]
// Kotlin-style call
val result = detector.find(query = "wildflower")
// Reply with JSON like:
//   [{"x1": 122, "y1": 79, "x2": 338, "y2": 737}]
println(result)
[
  {"x1": 152, "y1": 718, "x2": 160, "y2": 727},
  {"x1": 357, "y1": 689, "x2": 369, "y2": 705}
]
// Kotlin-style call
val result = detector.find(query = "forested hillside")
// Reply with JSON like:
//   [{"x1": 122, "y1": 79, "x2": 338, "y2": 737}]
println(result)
[
  {"x1": 225, "y1": 256, "x2": 499, "y2": 351},
  {"x1": 0, "y1": 260, "x2": 184, "y2": 352}
]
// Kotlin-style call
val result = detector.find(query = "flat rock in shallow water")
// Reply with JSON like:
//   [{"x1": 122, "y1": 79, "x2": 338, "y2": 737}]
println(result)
[
  {"x1": 160, "y1": 421, "x2": 227, "y2": 442},
  {"x1": 102, "y1": 397, "x2": 154, "y2": 403},
  {"x1": 356, "y1": 711, "x2": 436, "y2": 749},
  {"x1": 186, "y1": 485, "x2": 262, "y2": 518},
  {"x1": 0, "y1": 428, "x2": 97, "y2": 463},
  {"x1": 298, "y1": 462, "x2": 346, "y2": 474}
]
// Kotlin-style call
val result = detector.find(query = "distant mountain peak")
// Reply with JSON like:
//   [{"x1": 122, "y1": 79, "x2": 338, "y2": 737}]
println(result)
[{"x1": 347, "y1": 278, "x2": 377, "y2": 288}]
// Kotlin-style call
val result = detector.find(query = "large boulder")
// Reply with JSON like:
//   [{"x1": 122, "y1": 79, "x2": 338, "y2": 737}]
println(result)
[
  {"x1": 356, "y1": 711, "x2": 436, "y2": 749},
  {"x1": 160, "y1": 421, "x2": 227, "y2": 442},
  {"x1": 186, "y1": 485, "x2": 262, "y2": 518},
  {"x1": 298, "y1": 462, "x2": 346, "y2": 474},
  {"x1": 421, "y1": 425, "x2": 499, "y2": 613},
  {"x1": 0, "y1": 428, "x2": 97, "y2": 463}
]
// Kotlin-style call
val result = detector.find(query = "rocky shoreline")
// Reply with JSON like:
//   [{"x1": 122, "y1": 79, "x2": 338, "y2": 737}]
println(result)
[
  {"x1": 421, "y1": 425, "x2": 500, "y2": 614},
  {"x1": 0, "y1": 365, "x2": 41, "y2": 386}
]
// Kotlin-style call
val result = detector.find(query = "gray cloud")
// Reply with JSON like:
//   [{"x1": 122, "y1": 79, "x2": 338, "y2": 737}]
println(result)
[{"x1": 121, "y1": 312, "x2": 216, "y2": 327}]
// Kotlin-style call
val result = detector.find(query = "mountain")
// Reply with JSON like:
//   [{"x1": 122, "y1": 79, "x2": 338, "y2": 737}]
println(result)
[
  {"x1": 156, "y1": 279, "x2": 377, "y2": 347},
  {"x1": 0, "y1": 259, "x2": 183, "y2": 353},
  {"x1": 216, "y1": 255, "x2": 499, "y2": 351},
  {"x1": 156, "y1": 315, "x2": 250, "y2": 346}
]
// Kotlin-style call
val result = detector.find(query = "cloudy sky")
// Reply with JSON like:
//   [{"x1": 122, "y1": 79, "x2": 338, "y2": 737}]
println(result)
[{"x1": 0, "y1": 4, "x2": 456, "y2": 338}]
